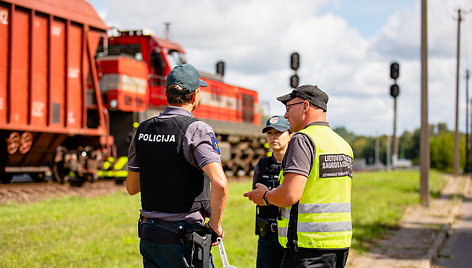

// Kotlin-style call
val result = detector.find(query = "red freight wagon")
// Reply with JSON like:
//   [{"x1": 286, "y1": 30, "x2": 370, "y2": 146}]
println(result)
[{"x1": 0, "y1": 0, "x2": 113, "y2": 183}]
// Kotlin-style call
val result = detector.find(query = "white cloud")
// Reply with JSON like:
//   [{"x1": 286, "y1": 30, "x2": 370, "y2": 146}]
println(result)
[{"x1": 92, "y1": 0, "x2": 472, "y2": 136}]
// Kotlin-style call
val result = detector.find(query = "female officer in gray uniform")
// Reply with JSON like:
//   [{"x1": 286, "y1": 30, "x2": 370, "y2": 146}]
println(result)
[
  {"x1": 126, "y1": 64, "x2": 228, "y2": 268},
  {"x1": 253, "y1": 115, "x2": 292, "y2": 268}
]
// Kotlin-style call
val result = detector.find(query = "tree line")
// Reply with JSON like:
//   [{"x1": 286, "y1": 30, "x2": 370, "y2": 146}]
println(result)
[{"x1": 334, "y1": 123, "x2": 469, "y2": 173}]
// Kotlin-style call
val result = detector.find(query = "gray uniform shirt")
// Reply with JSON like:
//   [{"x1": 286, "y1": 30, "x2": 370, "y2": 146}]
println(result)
[
  {"x1": 127, "y1": 106, "x2": 221, "y2": 223},
  {"x1": 282, "y1": 121, "x2": 330, "y2": 177}
]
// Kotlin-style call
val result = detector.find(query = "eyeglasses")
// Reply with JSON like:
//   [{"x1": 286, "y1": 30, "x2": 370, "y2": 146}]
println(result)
[{"x1": 285, "y1": 101, "x2": 304, "y2": 112}]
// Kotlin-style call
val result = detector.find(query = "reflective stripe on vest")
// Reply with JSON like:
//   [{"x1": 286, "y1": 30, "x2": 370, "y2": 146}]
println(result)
[
  {"x1": 279, "y1": 221, "x2": 352, "y2": 237},
  {"x1": 280, "y1": 203, "x2": 351, "y2": 219},
  {"x1": 277, "y1": 124, "x2": 353, "y2": 249}
]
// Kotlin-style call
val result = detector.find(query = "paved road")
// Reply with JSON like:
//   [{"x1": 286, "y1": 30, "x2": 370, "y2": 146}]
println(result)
[{"x1": 434, "y1": 178, "x2": 472, "y2": 268}]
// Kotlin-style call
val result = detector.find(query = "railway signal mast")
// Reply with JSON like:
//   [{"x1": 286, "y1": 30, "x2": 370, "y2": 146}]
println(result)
[{"x1": 390, "y1": 62, "x2": 400, "y2": 169}]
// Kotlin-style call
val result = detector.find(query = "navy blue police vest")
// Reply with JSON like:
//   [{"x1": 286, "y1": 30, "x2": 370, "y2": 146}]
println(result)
[
  {"x1": 135, "y1": 115, "x2": 210, "y2": 215},
  {"x1": 256, "y1": 156, "x2": 281, "y2": 219}
]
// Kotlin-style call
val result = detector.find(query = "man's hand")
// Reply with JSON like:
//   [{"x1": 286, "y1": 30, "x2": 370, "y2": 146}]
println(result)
[
  {"x1": 205, "y1": 221, "x2": 224, "y2": 246},
  {"x1": 244, "y1": 173, "x2": 308, "y2": 208},
  {"x1": 243, "y1": 183, "x2": 269, "y2": 206}
]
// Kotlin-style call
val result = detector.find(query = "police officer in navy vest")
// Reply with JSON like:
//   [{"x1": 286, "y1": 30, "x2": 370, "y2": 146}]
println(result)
[
  {"x1": 245, "y1": 85, "x2": 353, "y2": 268},
  {"x1": 253, "y1": 115, "x2": 292, "y2": 268},
  {"x1": 126, "y1": 64, "x2": 228, "y2": 268}
]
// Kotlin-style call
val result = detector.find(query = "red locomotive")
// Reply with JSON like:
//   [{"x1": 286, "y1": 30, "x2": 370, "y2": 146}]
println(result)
[{"x1": 0, "y1": 0, "x2": 265, "y2": 184}]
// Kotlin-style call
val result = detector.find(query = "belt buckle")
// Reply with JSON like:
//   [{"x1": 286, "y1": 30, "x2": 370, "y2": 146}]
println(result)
[{"x1": 270, "y1": 222, "x2": 277, "y2": 233}]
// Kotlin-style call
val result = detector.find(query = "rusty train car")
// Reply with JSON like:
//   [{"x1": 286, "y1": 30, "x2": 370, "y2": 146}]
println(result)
[{"x1": 0, "y1": 0, "x2": 265, "y2": 184}]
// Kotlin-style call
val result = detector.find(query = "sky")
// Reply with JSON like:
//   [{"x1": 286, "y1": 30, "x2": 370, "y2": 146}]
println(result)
[{"x1": 88, "y1": 0, "x2": 472, "y2": 137}]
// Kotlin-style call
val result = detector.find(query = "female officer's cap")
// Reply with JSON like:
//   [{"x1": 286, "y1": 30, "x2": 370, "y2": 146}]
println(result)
[{"x1": 262, "y1": 115, "x2": 290, "y2": 133}]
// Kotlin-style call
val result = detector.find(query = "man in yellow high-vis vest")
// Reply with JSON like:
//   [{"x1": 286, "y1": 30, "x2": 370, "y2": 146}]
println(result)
[{"x1": 244, "y1": 85, "x2": 353, "y2": 268}]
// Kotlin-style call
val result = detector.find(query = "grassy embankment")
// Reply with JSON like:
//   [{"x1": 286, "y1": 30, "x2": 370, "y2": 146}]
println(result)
[{"x1": 0, "y1": 170, "x2": 445, "y2": 267}]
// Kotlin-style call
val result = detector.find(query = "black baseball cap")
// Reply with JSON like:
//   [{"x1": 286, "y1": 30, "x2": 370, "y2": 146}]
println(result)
[
  {"x1": 262, "y1": 115, "x2": 290, "y2": 133},
  {"x1": 166, "y1": 64, "x2": 207, "y2": 92},
  {"x1": 276, "y1": 85, "x2": 329, "y2": 111}
]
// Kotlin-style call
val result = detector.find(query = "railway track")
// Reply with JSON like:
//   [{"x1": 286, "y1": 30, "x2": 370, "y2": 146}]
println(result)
[
  {"x1": 0, "y1": 180, "x2": 125, "y2": 205},
  {"x1": 0, "y1": 176, "x2": 250, "y2": 205}
]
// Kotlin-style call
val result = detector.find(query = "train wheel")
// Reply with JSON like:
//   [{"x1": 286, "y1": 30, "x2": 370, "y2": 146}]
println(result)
[
  {"x1": 19, "y1": 132, "x2": 33, "y2": 154},
  {"x1": 6, "y1": 132, "x2": 20, "y2": 155},
  {"x1": 52, "y1": 161, "x2": 69, "y2": 184}
]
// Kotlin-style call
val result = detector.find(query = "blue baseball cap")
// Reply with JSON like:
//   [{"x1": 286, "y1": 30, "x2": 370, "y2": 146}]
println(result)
[
  {"x1": 165, "y1": 64, "x2": 207, "y2": 92},
  {"x1": 262, "y1": 115, "x2": 290, "y2": 133}
]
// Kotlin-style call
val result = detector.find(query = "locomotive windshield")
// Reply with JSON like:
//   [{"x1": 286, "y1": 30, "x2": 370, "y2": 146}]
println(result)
[
  {"x1": 101, "y1": 44, "x2": 143, "y2": 61},
  {"x1": 166, "y1": 49, "x2": 187, "y2": 68}
]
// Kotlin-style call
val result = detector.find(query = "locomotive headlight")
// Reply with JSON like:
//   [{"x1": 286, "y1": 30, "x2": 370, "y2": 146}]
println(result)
[{"x1": 110, "y1": 99, "x2": 118, "y2": 109}]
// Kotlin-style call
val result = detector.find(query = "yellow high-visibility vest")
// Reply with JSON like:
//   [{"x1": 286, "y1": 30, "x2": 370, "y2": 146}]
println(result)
[{"x1": 277, "y1": 124, "x2": 353, "y2": 249}]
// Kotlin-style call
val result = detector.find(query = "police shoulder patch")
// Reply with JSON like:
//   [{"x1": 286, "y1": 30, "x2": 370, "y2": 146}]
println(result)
[{"x1": 209, "y1": 132, "x2": 220, "y2": 153}]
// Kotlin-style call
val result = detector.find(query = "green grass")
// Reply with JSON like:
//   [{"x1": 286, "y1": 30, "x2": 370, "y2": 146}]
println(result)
[
  {"x1": 350, "y1": 169, "x2": 444, "y2": 253},
  {"x1": 0, "y1": 170, "x2": 445, "y2": 267},
  {"x1": 0, "y1": 193, "x2": 142, "y2": 267}
]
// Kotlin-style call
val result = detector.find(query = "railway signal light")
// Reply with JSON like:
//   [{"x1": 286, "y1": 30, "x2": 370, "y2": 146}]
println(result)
[
  {"x1": 390, "y1": 83, "x2": 400, "y2": 98},
  {"x1": 290, "y1": 52, "x2": 300, "y2": 88},
  {"x1": 290, "y1": 52, "x2": 300, "y2": 71},
  {"x1": 290, "y1": 74, "x2": 299, "y2": 89},
  {"x1": 390, "y1": 62, "x2": 399, "y2": 80},
  {"x1": 216, "y1": 61, "x2": 225, "y2": 77}
]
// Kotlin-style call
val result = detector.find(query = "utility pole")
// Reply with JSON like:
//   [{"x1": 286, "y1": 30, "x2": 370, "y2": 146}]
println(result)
[
  {"x1": 375, "y1": 133, "x2": 380, "y2": 168},
  {"x1": 466, "y1": 69, "x2": 470, "y2": 173},
  {"x1": 386, "y1": 135, "x2": 391, "y2": 171},
  {"x1": 420, "y1": 0, "x2": 429, "y2": 207},
  {"x1": 453, "y1": 9, "x2": 462, "y2": 177}
]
